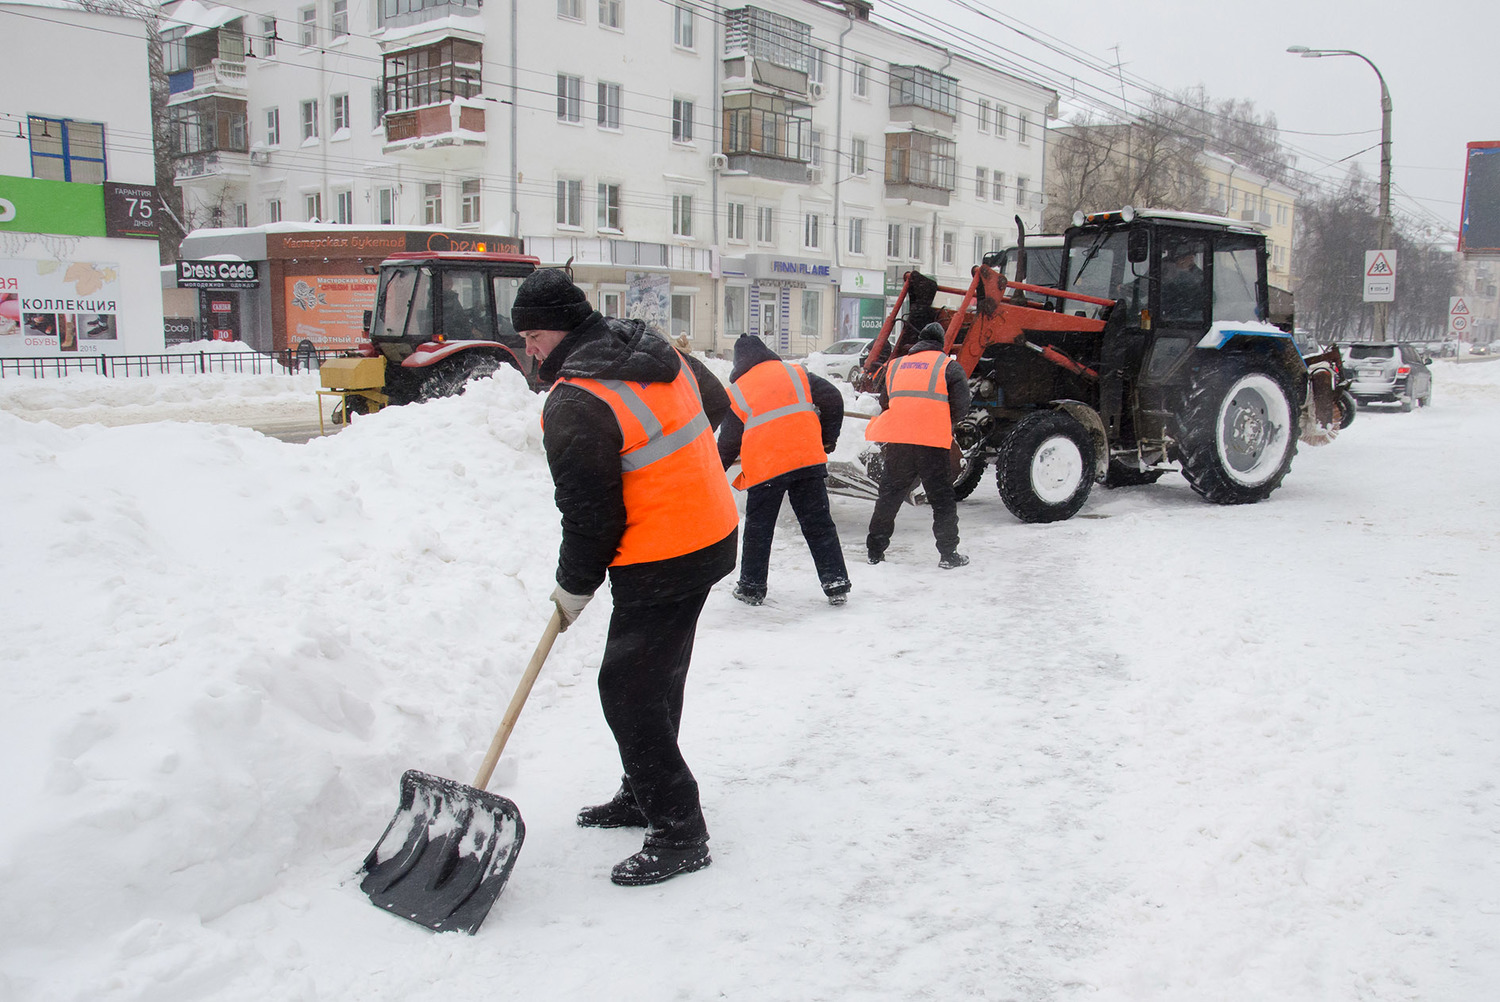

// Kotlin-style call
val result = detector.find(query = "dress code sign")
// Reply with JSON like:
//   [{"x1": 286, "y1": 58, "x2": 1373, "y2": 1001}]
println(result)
[{"x1": 176, "y1": 260, "x2": 260, "y2": 289}]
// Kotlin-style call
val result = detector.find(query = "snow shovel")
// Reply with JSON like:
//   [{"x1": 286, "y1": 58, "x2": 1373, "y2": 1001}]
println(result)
[{"x1": 360, "y1": 609, "x2": 563, "y2": 934}]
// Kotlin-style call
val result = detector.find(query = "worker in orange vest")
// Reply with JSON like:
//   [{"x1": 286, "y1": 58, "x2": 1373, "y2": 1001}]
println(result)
[
  {"x1": 515, "y1": 269, "x2": 737, "y2": 886},
  {"x1": 717, "y1": 334, "x2": 849, "y2": 606},
  {"x1": 865, "y1": 322, "x2": 973, "y2": 568}
]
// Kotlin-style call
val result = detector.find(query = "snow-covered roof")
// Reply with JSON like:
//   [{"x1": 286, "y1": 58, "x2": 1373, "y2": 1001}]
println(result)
[{"x1": 160, "y1": 0, "x2": 242, "y2": 36}]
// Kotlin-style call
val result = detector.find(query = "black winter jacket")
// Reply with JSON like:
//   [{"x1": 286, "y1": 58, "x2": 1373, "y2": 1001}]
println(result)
[
  {"x1": 716, "y1": 334, "x2": 844, "y2": 485},
  {"x1": 876, "y1": 337, "x2": 972, "y2": 426},
  {"x1": 539, "y1": 313, "x2": 735, "y2": 604}
]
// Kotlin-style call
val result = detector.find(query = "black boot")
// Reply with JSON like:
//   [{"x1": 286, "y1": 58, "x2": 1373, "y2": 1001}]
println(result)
[
  {"x1": 610, "y1": 840, "x2": 711, "y2": 886},
  {"x1": 577, "y1": 789, "x2": 648, "y2": 829}
]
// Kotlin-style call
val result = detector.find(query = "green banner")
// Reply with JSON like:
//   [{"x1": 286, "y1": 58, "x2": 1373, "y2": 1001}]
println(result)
[{"x1": 0, "y1": 175, "x2": 106, "y2": 238}]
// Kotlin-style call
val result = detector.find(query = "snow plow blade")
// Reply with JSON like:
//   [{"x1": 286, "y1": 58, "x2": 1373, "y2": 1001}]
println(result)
[
  {"x1": 360, "y1": 610, "x2": 562, "y2": 935},
  {"x1": 360, "y1": 770, "x2": 525, "y2": 935}
]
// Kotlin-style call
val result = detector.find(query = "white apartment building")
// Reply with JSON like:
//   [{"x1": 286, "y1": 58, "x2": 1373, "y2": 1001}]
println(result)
[
  {"x1": 2, "y1": 0, "x2": 166, "y2": 358},
  {"x1": 160, "y1": 0, "x2": 1054, "y2": 353}
]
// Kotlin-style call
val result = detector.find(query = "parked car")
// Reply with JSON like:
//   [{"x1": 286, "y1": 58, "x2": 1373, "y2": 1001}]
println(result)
[
  {"x1": 1340, "y1": 341, "x2": 1433, "y2": 411},
  {"x1": 803, "y1": 338, "x2": 875, "y2": 381}
]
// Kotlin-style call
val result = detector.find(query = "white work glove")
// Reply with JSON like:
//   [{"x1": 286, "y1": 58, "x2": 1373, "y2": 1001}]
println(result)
[{"x1": 551, "y1": 586, "x2": 593, "y2": 632}]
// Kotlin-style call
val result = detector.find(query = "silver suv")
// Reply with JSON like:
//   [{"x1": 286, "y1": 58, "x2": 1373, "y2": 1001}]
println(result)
[{"x1": 1340, "y1": 342, "x2": 1433, "y2": 411}]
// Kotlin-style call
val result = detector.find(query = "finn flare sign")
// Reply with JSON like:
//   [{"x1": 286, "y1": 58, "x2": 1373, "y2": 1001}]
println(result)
[{"x1": 1363, "y1": 250, "x2": 1396, "y2": 303}]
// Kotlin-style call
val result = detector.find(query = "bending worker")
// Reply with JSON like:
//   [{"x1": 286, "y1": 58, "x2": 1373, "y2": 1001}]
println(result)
[
  {"x1": 515, "y1": 268, "x2": 737, "y2": 887},
  {"x1": 864, "y1": 321, "x2": 972, "y2": 569},
  {"x1": 717, "y1": 334, "x2": 850, "y2": 607}
]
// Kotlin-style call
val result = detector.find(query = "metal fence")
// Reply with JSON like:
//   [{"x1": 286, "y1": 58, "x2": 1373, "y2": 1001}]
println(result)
[{"x1": 0, "y1": 347, "x2": 348, "y2": 379}]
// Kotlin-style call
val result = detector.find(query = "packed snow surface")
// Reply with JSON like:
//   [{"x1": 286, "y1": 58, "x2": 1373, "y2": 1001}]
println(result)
[{"x1": 1, "y1": 359, "x2": 1498, "y2": 1001}]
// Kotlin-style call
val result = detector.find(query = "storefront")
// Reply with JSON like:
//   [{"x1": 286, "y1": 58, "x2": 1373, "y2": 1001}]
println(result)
[
  {"x1": 0, "y1": 175, "x2": 164, "y2": 356},
  {"x1": 174, "y1": 225, "x2": 522, "y2": 354},
  {"x1": 837, "y1": 267, "x2": 887, "y2": 344},
  {"x1": 723, "y1": 253, "x2": 840, "y2": 356}
]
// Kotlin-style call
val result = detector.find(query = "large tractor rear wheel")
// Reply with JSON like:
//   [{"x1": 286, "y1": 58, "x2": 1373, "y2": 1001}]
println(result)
[
  {"x1": 995, "y1": 410, "x2": 1095, "y2": 523},
  {"x1": 417, "y1": 353, "x2": 503, "y2": 402},
  {"x1": 1173, "y1": 354, "x2": 1298, "y2": 504}
]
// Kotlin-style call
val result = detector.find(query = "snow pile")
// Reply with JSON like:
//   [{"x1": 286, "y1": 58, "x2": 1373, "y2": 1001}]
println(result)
[
  {"x1": 165, "y1": 339, "x2": 263, "y2": 354},
  {"x1": 1, "y1": 361, "x2": 1498, "y2": 1000}
]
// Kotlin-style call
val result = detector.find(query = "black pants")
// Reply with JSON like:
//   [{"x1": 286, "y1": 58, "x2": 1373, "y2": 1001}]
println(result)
[
  {"x1": 866, "y1": 443, "x2": 959, "y2": 557},
  {"x1": 738, "y1": 474, "x2": 850, "y2": 598},
  {"x1": 599, "y1": 588, "x2": 711, "y2": 847}
]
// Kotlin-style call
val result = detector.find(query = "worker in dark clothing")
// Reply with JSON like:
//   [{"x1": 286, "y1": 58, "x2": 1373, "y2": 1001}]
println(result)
[
  {"x1": 864, "y1": 322, "x2": 973, "y2": 568},
  {"x1": 514, "y1": 268, "x2": 737, "y2": 886},
  {"x1": 717, "y1": 334, "x2": 850, "y2": 607},
  {"x1": 1159, "y1": 245, "x2": 1208, "y2": 323}
]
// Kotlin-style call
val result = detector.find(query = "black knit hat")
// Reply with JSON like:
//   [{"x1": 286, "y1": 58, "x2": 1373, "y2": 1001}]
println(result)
[
  {"x1": 511, "y1": 268, "x2": 593, "y2": 333},
  {"x1": 920, "y1": 322, "x2": 947, "y2": 342}
]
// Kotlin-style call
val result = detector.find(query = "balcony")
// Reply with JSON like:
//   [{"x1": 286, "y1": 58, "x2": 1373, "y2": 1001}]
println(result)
[
  {"x1": 722, "y1": 7, "x2": 813, "y2": 99},
  {"x1": 884, "y1": 130, "x2": 956, "y2": 206},
  {"x1": 888, "y1": 65, "x2": 959, "y2": 136},
  {"x1": 173, "y1": 149, "x2": 251, "y2": 183},
  {"x1": 722, "y1": 92, "x2": 813, "y2": 183},
  {"x1": 383, "y1": 101, "x2": 486, "y2": 166},
  {"x1": 167, "y1": 59, "x2": 247, "y2": 103}
]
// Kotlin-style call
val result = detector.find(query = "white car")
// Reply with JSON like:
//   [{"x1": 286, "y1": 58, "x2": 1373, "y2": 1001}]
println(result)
[{"x1": 803, "y1": 338, "x2": 874, "y2": 382}]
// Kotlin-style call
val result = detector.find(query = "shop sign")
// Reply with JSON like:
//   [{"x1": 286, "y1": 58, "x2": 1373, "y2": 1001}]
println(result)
[
  {"x1": 839, "y1": 268, "x2": 884, "y2": 296},
  {"x1": 264, "y1": 230, "x2": 525, "y2": 260},
  {"x1": 283, "y1": 273, "x2": 380, "y2": 350},
  {"x1": 0, "y1": 175, "x2": 106, "y2": 238},
  {"x1": 0, "y1": 256, "x2": 120, "y2": 352},
  {"x1": 104, "y1": 182, "x2": 165, "y2": 240},
  {"x1": 771, "y1": 260, "x2": 831, "y2": 277},
  {"x1": 177, "y1": 259, "x2": 260, "y2": 289}
]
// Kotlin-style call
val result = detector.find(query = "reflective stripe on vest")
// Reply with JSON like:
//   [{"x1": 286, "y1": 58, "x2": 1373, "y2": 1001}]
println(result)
[
  {"x1": 552, "y1": 360, "x2": 738, "y2": 566},
  {"x1": 864, "y1": 349, "x2": 954, "y2": 448},
  {"x1": 727, "y1": 360, "x2": 826, "y2": 489}
]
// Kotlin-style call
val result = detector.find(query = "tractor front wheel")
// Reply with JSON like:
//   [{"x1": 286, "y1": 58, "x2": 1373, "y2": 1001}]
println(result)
[
  {"x1": 996, "y1": 410, "x2": 1095, "y2": 523},
  {"x1": 417, "y1": 354, "x2": 504, "y2": 402}
]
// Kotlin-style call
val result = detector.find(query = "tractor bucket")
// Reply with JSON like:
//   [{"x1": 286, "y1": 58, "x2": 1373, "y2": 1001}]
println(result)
[
  {"x1": 826, "y1": 459, "x2": 881, "y2": 501},
  {"x1": 359, "y1": 770, "x2": 525, "y2": 935}
]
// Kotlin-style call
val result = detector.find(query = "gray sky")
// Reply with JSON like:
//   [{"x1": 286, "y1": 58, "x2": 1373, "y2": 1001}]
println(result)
[{"x1": 881, "y1": 0, "x2": 1499, "y2": 235}]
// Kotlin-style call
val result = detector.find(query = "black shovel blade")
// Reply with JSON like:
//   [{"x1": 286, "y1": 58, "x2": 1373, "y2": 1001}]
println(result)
[{"x1": 360, "y1": 769, "x2": 526, "y2": 935}]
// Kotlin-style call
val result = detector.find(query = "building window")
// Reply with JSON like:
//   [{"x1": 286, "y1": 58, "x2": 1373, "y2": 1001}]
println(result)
[
  {"x1": 334, "y1": 189, "x2": 353, "y2": 224},
  {"x1": 261, "y1": 17, "x2": 277, "y2": 56},
  {"x1": 977, "y1": 99, "x2": 990, "y2": 132},
  {"x1": 601, "y1": 291, "x2": 623, "y2": 316},
  {"x1": 234, "y1": 203, "x2": 249, "y2": 227},
  {"x1": 672, "y1": 98, "x2": 694, "y2": 143},
  {"x1": 331, "y1": 93, "x2": 349, "y2": 133},
  {"x1": 301, "y1": 100, "x2": 319, "y2": 140},
  {"x1": 889, "y1": 66, "x2": 959, "y2": 117},
  {"x1": 305, "y1": 191, "x2": 322, "y2": 220},
  {"x1": 384, "y1": 40, "x2": 483, "y2": 112},
  {"x1": 853, "y1": 61, "x2": 868, "y2": 98},
  {"x1": 376, "y1": 187, "x2": 395, "y2": 225},
  {"x1": 371, "y1": 87, "x2": 384, "y2": 128},
  {"x1": 800, "y1": 289, "x2": 820, "y2": 343},
  {"x1": 975, "y1": 167, "x2": 987, "y2": 199},
  {"x1": 558, "y1": 0, "x2": 582, "y2": 19},
  {"x1": 597, "y1": 182, "x2": 620, "y2": 230},
  {"x1": 267, "y1": 199, "x2": 282, "y2": 223},
  {"x1": 671, "y1": 292, "x2": 692, "y2": 342},
  {"x1": 556, "y1": 179, "x2": 581, "y2": 226},
  {"x1": 1018, "y1": 112, "x2": 1029, "y2": 144},
  {"x1": 597, "y1": 82, "x2": 621, "y2": 129},
  {"x1": 461, "y1": 178, "x2": 481, "y2": 224},
  {"x1": 557, "y1": 74, "x2": 582, "y2": 123},
  {"x1": 756, "y1": 205, "x2": 774, "y2": 243},
  {"x1": 27, "y1": 117, "x2": 107, "y2": 183},
  {"x1": 726, "y1": 201, "x2": 746, "y2": 242},
  {"x1": 673, "y1": 5, "x2": 694, "y2": 48},
  {"x1": 809, "y1": 128, "x2": 822, "y2": 167},
  {"x1": 725, "y1": 286, "x2": 746, "y2": 335},
  {"x1": 424, "y1": 182, "x2": 442, "y2": 224},
  {"x1": 992, "y1": 170, "x2": 1004, "y2": 202},
  {"x1": 942, "y1": 231, "x2": 955, "y2": 265},
  {"x1": 909, "y1": 226, "x2": 923, "y2": 261},
  {"x1": 332, "y1": 0, "x2": 348, "y2": 37},
  {"x1": 599, "y1": 0, "x2": 621, "y2": 28},
  {"x1": 1015, "y1": 176, "x2": 1029, "y2": 207},
  {"x1": 810, "y1": 47, "x2": 826, "y2": 84},
  {"x1": 974, "y1": 234, "x2": 986, "y2": 264},
  {"x1": 299, "y1": 6, "x2": 315, "y2": 45},
  {"x1": 995, "y1": 105, "x2": 1007, "y2": 138},
  {"x1": 887, "y1": 223, "x2": 901, "y2": 257},
  {"x1": 803, "y1": 212, "x2": 820, "y2": 250},
  {"x1": 851, "y1": 137, "x2": 866, "y2": 175},
  {"x1": 672, "y1": 194, "x2": 692, "y2": 237},
  {"x1": 848, "y1": 216, "x2": 864, "y2": 255},
  {"x1": 265, "y1": 107, "x2": 280, "y2": 146}
]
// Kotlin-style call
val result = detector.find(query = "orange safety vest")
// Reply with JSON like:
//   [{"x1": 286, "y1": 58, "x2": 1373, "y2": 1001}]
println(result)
[
  {"x1": 551, "y1": 360, "x2": 738, "y2": 566},
  {"x1": 726, "y1": 360, "x2": 827, "y2": 490},
  {"x1": 864, "y1": 349, "x2": 954, "y2": 448}
]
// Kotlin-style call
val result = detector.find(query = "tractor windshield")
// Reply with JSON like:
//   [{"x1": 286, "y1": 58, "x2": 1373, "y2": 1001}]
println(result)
[
  {"x1": 1064, "y1": 228, "x2": 1133, "y2": 320},
  {"x1": 373, "y1": 266, "x2": 434, "y2": 341}
]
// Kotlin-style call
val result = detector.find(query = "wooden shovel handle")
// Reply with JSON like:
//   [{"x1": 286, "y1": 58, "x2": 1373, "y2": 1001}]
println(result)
[{"x1": 472, "y1": 609, "x2": 564, "y2": 790}]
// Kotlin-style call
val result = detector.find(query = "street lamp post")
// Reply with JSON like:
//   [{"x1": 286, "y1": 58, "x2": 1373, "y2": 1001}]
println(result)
[{"x1": 1287, "y1": 45, "x2": 1393, "y2": 341}]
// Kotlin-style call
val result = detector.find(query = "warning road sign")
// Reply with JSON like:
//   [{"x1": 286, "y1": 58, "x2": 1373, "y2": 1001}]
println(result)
[
  {"x1": 1364, "y1": 249, "x2": 1397, "y2": 302},
  {"x1": 1450, "y1": 296, "x2": 1471, "y2": 336}
]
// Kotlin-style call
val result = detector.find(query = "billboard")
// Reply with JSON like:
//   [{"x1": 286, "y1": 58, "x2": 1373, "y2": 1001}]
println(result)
[
  {"x1": 1459, "y1": 142, "x2": 1500, "y2": 255},
  {"x1": 282, "y1": 274, "x2": 379, "y2": 350}
]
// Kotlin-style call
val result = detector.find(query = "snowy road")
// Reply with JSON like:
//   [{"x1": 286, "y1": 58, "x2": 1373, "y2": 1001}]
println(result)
[{"x1": 1, "y1": 361, "x2": 1497, "y2": 1001}]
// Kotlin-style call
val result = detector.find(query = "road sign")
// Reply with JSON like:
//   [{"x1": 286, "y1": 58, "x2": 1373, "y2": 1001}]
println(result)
[
  {"x1": 1449, "y1": 296, "x2": 1471, "y2": 336},
  {"x1": 1363, "y1": 249, "x2": 1397, "y2": 302}
]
